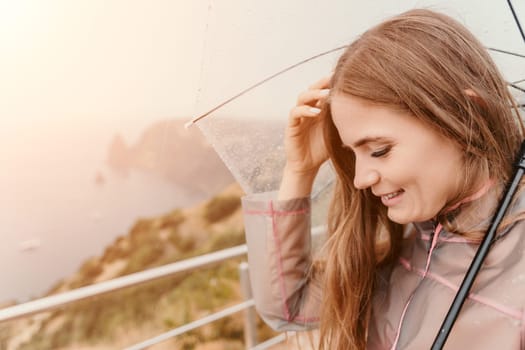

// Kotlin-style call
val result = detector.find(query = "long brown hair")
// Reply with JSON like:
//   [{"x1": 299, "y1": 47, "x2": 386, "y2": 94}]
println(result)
[{"x1": 317, "y1": 9, "x2": 524, "y2": 349}]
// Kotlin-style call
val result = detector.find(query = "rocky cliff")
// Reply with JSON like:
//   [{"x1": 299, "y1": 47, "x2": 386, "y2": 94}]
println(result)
[{"x1": 107, "y1": 119, "x2": 235, "y2": 198}]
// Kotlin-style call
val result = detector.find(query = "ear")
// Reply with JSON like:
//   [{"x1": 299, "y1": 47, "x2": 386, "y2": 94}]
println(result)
[{"x1": 464, "y1": 88, "x2": 487, "y2": 109}]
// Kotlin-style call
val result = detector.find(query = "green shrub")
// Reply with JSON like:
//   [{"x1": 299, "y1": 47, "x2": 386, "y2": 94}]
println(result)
[
  {"x1": 204, "y1": 195, "x2": 241, "y2": 223},
  {"x1": 159, "y1": 209, "x2": 185, "y2": 229},
  {"x1": 169, "y1": 231, "x2": 197, "y2": 253},
  {"x1": 69, "y1": 258, "x2": 103, "y2": 289},
  {"x1": 122, "y1": 239, "x2": 164, "y2": 274},
  {"x1": 208, "y1": 229, "x2": 245, "y2": 251}
]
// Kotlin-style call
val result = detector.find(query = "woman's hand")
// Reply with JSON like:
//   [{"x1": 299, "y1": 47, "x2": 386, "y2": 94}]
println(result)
[{"x1": 279, "y1": 76, "x2": 331, "y2": 199}]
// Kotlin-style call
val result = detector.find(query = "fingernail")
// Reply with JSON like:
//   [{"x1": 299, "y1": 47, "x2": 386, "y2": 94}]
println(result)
[
  {"x1": 310, "y1": 107, "x2": 321, "y2": 114},
  {"x1": 320, "y1": 89, "x2": 330, "y2": 96}
]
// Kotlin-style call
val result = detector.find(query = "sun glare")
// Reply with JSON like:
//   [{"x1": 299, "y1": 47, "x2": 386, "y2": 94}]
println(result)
[
  {"x1": 0, "y1": 1, "x2": 47, "y2": 51},
  {"x1": 0, "y1": 1, "x2": 31, "y2": 31}
]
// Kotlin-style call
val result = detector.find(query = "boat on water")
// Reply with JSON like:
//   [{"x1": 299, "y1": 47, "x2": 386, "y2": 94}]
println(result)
[{"x1": 19, "y1": 239, "x2": 41, "y2": 252}]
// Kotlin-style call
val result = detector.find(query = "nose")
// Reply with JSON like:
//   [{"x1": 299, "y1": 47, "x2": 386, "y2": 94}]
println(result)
[{"x1": 353, "y1": 161, "x2": 380, "y2": 190}]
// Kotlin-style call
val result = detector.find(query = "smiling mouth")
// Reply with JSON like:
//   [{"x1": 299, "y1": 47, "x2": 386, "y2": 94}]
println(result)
[{"x1": 381, "y1": 190, "x2": 404, "y2": 201}]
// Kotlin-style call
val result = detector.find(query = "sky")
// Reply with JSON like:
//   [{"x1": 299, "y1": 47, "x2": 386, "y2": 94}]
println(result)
[
  {"x1": 0, "y1": 0, "x2": 523, "y2": 194},
  {"x1": 0, "y1": 0, "x2": 209, "y2": 139},
  {"x1": 194, "y1": 0, "x2": 525, "y2": 122},
  {"x1": 0, "y1": 0, "x2": 523, "y2": 131}
]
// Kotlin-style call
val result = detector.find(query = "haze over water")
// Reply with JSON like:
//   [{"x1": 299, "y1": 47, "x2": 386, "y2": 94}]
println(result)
[
  {"x1": 0, "y1": 118, "x2": 201, "y2": 302},
  {"x1": 0, "y1": 0, "x2": 210, "y2": 301}
]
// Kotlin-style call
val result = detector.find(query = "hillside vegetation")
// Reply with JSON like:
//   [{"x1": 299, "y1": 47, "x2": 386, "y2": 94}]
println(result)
[{"x1": 0, "y1": 183, "x2": 277, "y2": 350}]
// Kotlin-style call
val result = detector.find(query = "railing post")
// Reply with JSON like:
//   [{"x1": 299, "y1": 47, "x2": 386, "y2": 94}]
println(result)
[{"x1": 239, "y1": 262, "x2": 257, "y2": 348}]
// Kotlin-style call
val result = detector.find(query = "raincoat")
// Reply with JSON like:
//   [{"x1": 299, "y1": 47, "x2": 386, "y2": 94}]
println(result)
[{"x1": 241, "y1": 186, "x2": 525, "y2": 349}]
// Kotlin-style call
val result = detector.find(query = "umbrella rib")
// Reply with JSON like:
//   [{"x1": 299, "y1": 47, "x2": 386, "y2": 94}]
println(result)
[
  {"x1": 187, "y1": 29, "x2": 525, "y2": 130},
  {"x1": 509, "y1": 83, "x2": 525, "y2": 93},
  {"x1": 487, "y1": 47, "x2": 525, "y2": 58},
  {"x1": 507, "y1": 0, "x2": 525, "y2": 45},
  {"x1": 186, "y1": 45, "x2": 348, "y2": 127}
]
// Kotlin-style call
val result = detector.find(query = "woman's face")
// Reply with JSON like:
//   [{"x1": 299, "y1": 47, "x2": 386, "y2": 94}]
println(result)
[{"x1": 330, "y1": 93, "x2": 464, "y2": 224}]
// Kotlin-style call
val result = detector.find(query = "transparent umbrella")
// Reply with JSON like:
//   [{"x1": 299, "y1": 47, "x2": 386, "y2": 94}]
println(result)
[
  {"x1": 186, "y1": 1, "x2": 524, "y2": 346},
  {"x1": 187, "y1": 0, "x2": 525, "y2": 229}
]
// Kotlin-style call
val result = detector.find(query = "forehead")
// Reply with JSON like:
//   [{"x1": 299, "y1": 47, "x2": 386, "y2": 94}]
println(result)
[{"x1": 330, "y1": 93, "x2": 422, "y2": 145}]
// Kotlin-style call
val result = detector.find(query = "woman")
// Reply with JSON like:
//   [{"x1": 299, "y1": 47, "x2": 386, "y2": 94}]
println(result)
[{"x1": 242, "y1": 9, "x2": 525, "y2": 349}]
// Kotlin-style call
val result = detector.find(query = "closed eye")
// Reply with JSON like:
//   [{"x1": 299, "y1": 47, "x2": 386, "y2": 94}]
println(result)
[{"x1": 371, "y1": 146, "x2": 391, "y2": 158}]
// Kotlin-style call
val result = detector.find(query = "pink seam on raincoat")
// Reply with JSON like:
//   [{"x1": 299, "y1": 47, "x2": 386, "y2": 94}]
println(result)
[
  {"x1": 420, "y1": 232, "x2": 479, "y2": 244},
  {"x1": 268, "y1": 201, "x2": 319, "y2": 323},
  {"x1": 389, "y1": 182, "x2": 494, "y2": 349},
  {"x1": 400, "y1": 257, "x2": 523, "y2": 320},
  {"x1": 389, "y1": 223, "x2": 443, "y2": 350}
]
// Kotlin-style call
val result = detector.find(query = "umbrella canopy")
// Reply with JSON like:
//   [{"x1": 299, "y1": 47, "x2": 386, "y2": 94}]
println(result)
[{"x1": 188, "y1": 0, "x2": 525, "y2": 227}]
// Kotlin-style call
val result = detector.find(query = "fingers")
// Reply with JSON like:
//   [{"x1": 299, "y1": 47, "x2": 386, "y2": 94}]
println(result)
[
  {"x1": 308, "y1": 76, "x2": 332, "y2": 90},
  {"x1": 297, "y1": 88, "x2": 330, "y2": 106},
  {"x1": 289, "y1": 105, "x2": 322, "y2": 121},
  {"x1": 296, "y1": 75, "x2": 332, "y2": 105},
  {"x1": 289, "y1": 75, "x2": 332, "y2": 124}
]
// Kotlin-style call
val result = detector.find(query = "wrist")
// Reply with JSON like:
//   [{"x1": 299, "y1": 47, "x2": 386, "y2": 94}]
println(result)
[
  {"x1": 282, "y1": 163, "x2": 319, "y2": 181},
  {"x1": 278, "y1": 165, "x2": 318, "y2": 200}
]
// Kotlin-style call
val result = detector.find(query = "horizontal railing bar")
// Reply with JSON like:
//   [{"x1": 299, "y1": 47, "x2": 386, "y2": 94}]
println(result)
[
  {"x1": 125, "y1": 299, "x2": 256, "y2": 350},
  {"x1": 123, "y1": 226, "x2": 328, "y2": 349},
  {"x1": 1, "y1": 223, "x2": 327, "y2": 350},
  {"x1": 249, "y1": 334, "x2": 287, "y2": 350},
  {"x1": 0, "y1": 244, "x2": 248, "y2": 323}
]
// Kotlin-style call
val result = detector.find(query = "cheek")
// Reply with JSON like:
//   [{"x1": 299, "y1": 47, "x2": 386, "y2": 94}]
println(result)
[
  {"x1": 386, "y1": 157, "x2": 420, "y2": 187},
  {"x1": 396, "y1": 167, "x2": 440, "y2": 214}
]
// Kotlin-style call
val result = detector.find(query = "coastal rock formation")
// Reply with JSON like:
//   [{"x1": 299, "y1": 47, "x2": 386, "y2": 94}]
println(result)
[{"x1": 107, "y1": 119, "x2": 235, "y2": 198}]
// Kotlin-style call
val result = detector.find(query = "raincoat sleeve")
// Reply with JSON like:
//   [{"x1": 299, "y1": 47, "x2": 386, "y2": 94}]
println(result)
[{"x1": 241, "y1": 192, "x2": 322, "y2": 331}]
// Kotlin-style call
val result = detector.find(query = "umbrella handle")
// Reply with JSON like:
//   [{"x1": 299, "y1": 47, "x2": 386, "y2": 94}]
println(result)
[{"x1": 430, "y1": 140, "x2": 525, "y2": 349}]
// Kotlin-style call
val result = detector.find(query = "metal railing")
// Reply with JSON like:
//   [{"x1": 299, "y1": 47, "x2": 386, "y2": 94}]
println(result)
[
  {"x1": 0, "y1": 245, "x2": 248, "y2": 322},
  {"x1": 0, "y1": 226, "x2": 326, "y2": 349}
]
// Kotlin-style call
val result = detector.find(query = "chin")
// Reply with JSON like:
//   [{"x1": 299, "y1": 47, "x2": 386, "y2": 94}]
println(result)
[
  {"x1": 389, "y1": 217, "x2": 412, "y2": 225},
  {"x1": 387, "y1": 210, "x2": 416, "y2": 225}
]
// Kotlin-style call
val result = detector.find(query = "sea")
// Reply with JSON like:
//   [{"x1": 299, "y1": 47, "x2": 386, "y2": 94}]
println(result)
[{"x1": 0, "y1": 118, "x2": 201, "y2": 302}]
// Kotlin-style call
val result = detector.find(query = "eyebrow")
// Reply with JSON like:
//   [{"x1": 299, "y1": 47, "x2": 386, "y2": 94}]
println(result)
[{"x1": 351, "y1": 136, "x2": 392, "y2": 148}]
